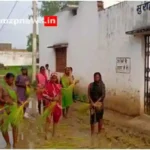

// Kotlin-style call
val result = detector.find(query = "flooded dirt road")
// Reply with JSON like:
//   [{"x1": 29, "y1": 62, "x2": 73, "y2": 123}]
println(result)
[{"x1": 1, "y1": 102, "x2": 150, "y2": 148}]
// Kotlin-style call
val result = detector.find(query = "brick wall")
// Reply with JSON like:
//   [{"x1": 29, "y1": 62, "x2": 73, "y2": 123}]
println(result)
[{"x1": 0, "y1": 43, "x2": 12, "y2": 50}]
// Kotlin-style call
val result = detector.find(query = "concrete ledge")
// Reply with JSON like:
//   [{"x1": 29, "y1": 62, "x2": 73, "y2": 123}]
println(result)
[{"x1": 104, "y1": 109, "x2": 150, "y2": 136}]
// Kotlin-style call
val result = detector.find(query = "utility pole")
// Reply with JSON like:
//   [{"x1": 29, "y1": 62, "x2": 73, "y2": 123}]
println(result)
[
  {"x1": 31, "y1": 0, "x2": 37, "y2": 116},
  {"x1": 32, "y1": 0, "x2": 37, "y2": 82}
]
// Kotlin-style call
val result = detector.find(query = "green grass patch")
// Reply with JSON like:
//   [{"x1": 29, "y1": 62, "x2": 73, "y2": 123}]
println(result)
[
  {"x1": 74, "y1": 94, "x2": 87, "y2": 102},
  {"x1": 0, "y1": 66, "x2": 32, "y2": 76},
  {"x1": 0, "y1": 66, "x2": 32, "y2": 86}
]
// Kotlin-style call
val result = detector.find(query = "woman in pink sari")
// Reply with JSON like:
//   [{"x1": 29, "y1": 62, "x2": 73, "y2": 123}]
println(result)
[
  {"x1": 43, "y1": 72, "x2": 62, "y2": 138},
  {"x1": 36, "y1": 66, "x2": 47, "y2": 114}
]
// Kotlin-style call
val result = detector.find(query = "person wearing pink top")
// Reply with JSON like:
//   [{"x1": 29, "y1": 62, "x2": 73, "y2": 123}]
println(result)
[{"x1": 36, "y1": 66, "x2": 47, "y2": 114}]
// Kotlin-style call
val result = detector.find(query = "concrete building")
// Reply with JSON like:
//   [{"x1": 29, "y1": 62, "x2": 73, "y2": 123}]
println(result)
[{"x1": 39, "y1": 1, "x2": 150, "y2": 116}]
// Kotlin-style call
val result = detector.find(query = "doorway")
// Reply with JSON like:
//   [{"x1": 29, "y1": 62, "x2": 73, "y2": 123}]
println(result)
[
  {"x1": 55, "y1": 47, "x2": 67, "y2": 72},
  {"x1": 144, "y1": 35, "x2": 150, "y2": 114}
]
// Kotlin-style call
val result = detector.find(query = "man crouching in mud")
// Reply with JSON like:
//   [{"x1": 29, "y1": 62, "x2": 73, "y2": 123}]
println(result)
[{"x1": 88, "y1": 72, "x2": 105, "y2": 135}]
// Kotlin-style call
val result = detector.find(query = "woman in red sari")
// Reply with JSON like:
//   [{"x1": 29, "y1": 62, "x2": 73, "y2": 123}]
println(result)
[{"x1": 43, "y1": 72, "x2": 62, "y2": 138}]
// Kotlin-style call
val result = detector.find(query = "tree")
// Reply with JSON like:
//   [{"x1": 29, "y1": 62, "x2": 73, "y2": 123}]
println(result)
[
  {"x1": 39, "y1": 1, "x2": 79, "y2": 17},
  {"x1": 39, "y1": 1, "x2": 62, "y2": 17},
  {"x1": 26, "y1": 33, "x2": 39, "y2": 52},
  {"x1": 67, "y1": 1, "x2": 79, "y2": 5}
]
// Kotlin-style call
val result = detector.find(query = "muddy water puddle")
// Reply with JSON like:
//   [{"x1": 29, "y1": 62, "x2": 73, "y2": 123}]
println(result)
[{"x1": 1, "y1": 103, "x2": 150, "y2": 148}]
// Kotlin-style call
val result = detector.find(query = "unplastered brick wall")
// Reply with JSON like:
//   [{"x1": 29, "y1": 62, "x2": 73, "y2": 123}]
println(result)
[
  {"x1": 0, "y1": 50, "x2": 32, "y2": 66},
  {"x1": 0, "y1": 43, "x2": 12, "y2": 50}
]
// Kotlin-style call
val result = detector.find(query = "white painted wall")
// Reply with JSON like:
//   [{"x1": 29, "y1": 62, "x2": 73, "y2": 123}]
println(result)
[
  {"x1": 39, "y1": 1, "x2": 150, "y2": 115},
  {"x1": 0, "y1": 51, "x2": 32, "y2": 66}
]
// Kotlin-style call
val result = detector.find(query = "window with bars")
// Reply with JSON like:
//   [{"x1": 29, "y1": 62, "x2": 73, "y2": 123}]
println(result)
[{"x1": 144, "y1": 35, "x2": 150, "y2": 114}]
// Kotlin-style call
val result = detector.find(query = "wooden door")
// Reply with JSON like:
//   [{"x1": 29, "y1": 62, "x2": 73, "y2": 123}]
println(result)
[{"x1": 55, "y1": 47, "x2": 67, "y2": 72}]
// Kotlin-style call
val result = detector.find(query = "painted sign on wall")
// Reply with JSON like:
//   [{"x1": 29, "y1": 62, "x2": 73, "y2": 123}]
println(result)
[
  {"x1": 137, "y1": 1, "x2": 150, "y2": 14},
  {"x1": 116, "y1": 57, "x2": 131, "y2": 73}
]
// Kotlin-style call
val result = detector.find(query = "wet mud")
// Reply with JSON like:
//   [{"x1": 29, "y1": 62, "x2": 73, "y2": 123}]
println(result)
[{"x1": 1, "y1": 102, "x2": 150, "y2": 149}]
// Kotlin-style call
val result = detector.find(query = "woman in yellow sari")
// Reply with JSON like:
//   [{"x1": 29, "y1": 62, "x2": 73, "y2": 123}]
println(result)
[{"x1": 60, "y1": 67, "x2": 79, "y2": 118}]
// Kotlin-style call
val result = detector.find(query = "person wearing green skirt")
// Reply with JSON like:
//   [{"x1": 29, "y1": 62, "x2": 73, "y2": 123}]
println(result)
[{"x1": 60, "y1": 67, "x2": 79, "y2": 118}]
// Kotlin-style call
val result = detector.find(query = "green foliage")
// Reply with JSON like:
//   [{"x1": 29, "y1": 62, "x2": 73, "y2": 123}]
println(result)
[
  {"x1": 0, "y1": 66, "x2": 32, "y2": 76},
  {"x1": 67, "y1": 1, "x2": 79, "y2": 5},
  {"x1": 0, "y1": 104, "x2": 19, "y2": 132},
  {"x1": 74, "y1": 94, "x2": 87, "y2": 102},
  {"x1": 39, "y1": 1, "x2": 79, "y2": 17},
  {"x1": 31, "y1": 80, "x2": 37, "y2": 89},
  {"x1": 0, "y1": 111, "x2": 9, "y2": 132},
  {"x1": 26, "y1": 33, "x2": 39, "y2": 52},
  {"x1": 77, "y1": 103, "x2": 89, "y2": 115},
  {"x1": 0, "y1": 101, "x2": 30, "y2": 132},
  {"x1": 0, "y1": 66, "x2": 32, "y2": 87},
  {"x1": 37, "y1": 102, "x2": 57, "y2": 131},
  {"x1": 41, "y1": 102, "x2": 56, "y2": 121},
  {"x1": 39, "y1": 1, "x2": 62, "y2": 17}
]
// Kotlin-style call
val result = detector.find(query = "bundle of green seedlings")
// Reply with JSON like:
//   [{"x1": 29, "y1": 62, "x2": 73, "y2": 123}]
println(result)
[
  {"x1": 0, "y1": 106, "x2": 10, "y2": 132},
  {"x1": 0, "y1": 87, "x2": 33, "y2": 132},
  {"x1": 77, "y1": 103, "x2": 90, "y2": 114},
  {"x1": 0, "y1": 101, "x2": 30, "y2": 132},
  {"x1": 74, "y1": 94, "x2": 87, "y2": 102},
  {"x1": 37, "y1": 101, "x2": 57, "y2": 129}
]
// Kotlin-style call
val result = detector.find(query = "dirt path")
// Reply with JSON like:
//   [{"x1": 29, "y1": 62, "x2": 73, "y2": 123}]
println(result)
[{"x1": 1, "y1": 102, "x2": 150, "y2": 148}]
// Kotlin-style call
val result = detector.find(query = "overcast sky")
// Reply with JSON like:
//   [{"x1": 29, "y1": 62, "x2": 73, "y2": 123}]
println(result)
[{"x1": 0, "y1": 0, "x2": 120, "y2": 49}]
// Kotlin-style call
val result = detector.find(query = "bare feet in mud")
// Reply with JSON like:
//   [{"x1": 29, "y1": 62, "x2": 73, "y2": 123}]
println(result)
[
  {"x1": 13, "y1": 144, "x2": 16, "y2": 149},
  {"x1": 63, "y1": 115, "x2": 67, "y2": 119},
  {"x1": 98, "y1": 127, "x2": 105, "y2": 134},
  {"x1": 45, "y1": 135, "x2": 48, "y2": 140},
  {"x1": 5, "y1": 143, "x2": 11, "y2": 149}
]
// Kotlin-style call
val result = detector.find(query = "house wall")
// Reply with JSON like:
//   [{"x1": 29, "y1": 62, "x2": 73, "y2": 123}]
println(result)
[
  {"x1": 39, "y1": 1, "x2": 149, "y2": 116},
  {"x1": 0, "y1": 50, "x2": 32, "y2": 66}
]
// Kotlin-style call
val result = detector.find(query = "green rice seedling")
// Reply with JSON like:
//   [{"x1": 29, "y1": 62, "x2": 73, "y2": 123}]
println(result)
[
  {"x1": 10, "y1": 106, "x2": 24, "y2": 127},
  {"x1": 0, "y1": 104, "x2": 17, "y2": 132},
  {"x1": 42, "y1": 102, "x2": 56, "y2": 120},
  {"x1": 0, "y1": 100, "x2": 29, "y2": 132},
  {"x1": 37, "y1": 101, "x2": 57, "y2": 129},
  {"x1": 11, "y1": 101, "x2": 29, "y2": 126},
  {"x1": 74, "y1": 94, "x2": 87, "y2": 102},
  {"x1": 0, "y1": 111, "x2": 9, "y2": 132},
  {"x1": 82, "y1": 94, "x2": 87, "y2": 102}
]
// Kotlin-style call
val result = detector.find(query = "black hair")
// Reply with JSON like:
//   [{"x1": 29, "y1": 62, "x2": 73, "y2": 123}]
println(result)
[
  {"x1": 65, "y1": 67, "x2": 70, "y2": 71},
  {"x1": 45, "y1": 64, "x2": 49, "y2": 67},
  {"x1": 21, "y1": 67, "x2": 27, "y2": 71},
  {"x1": 5, "y1": 73, "x2": 15, "y2": 79},
  {"x1": 21, "y1": 67, "x2": 28, "y2": 76},
  {"x1": 70, "y1": 67, "x2": 73, "y2": 71},
  {"x1": 94, "y1": 72, "x2": 101, "y2": 79},
  {"x1": 40, "y1": 66, "x2": 45, "y2": 70}
]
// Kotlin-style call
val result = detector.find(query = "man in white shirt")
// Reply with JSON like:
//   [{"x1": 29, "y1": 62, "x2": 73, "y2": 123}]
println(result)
[{"x1": 45, "y1": 64, "x2": 50, "y2": 80}]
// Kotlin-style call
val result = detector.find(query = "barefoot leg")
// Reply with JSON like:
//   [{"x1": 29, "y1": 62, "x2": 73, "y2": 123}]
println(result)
[
  {"x1": 52, "y1": 123, "x2": 57, "y2": 137},
  {"x1": 12, "y1": 125, "x2": 18, "y2": 148},
  {"x1": 45, "y1": 120, "x2": 50, "y2": 140},
  {"x1": 0, "y1": 119, "x2": 11, "y2": 147}
]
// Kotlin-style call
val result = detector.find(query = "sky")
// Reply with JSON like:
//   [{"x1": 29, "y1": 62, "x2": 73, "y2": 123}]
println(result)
[{"x1": 0, "y1": 0, "x2": 121, "y2": 49}]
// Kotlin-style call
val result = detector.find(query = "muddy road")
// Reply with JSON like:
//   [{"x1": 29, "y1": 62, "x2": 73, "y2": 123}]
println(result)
[{"x1": 1, "y1": 102, "x2": 150, "y2": 148}]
